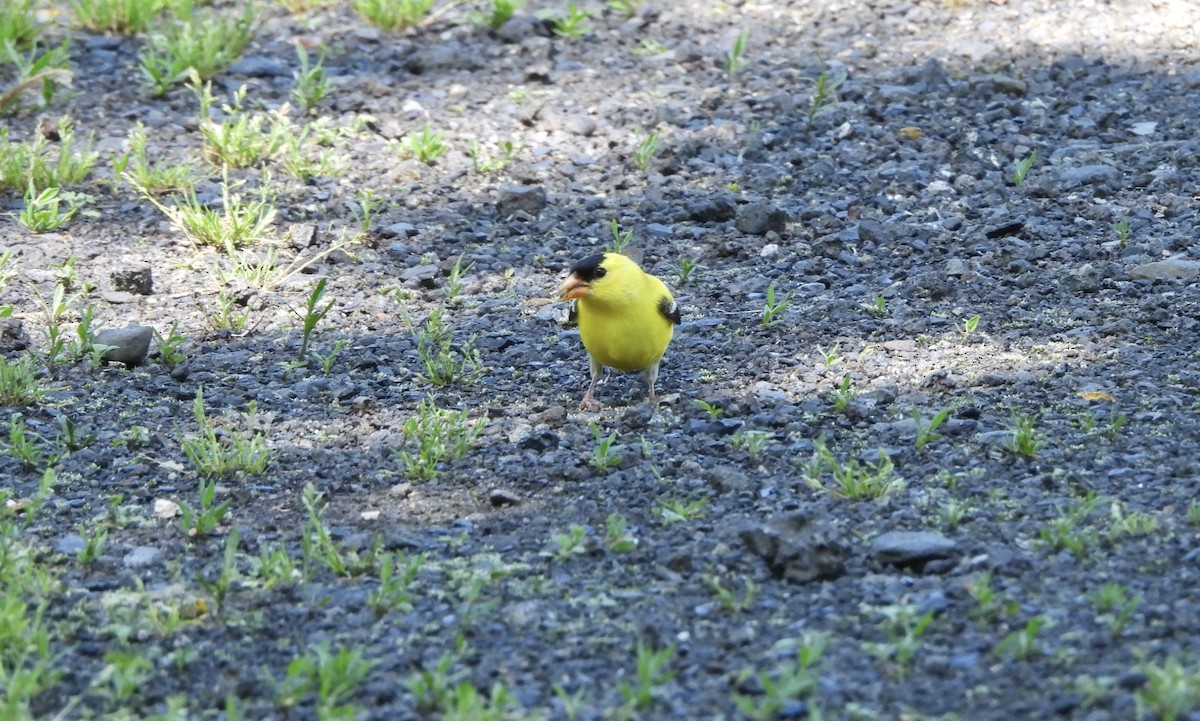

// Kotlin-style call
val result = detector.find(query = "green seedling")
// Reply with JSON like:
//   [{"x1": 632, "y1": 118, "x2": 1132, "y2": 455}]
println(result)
[
  {"x1": 139, "y1": 5, "x2": 257, "y2": 94},
  {"x1": 312, "y1": 338, "x2": 349, "y2": 376},
  {"x1": 550, "y1": 524, "x2": 587, "y2": 561},
  {"x1": 607, "y1": 0, "x2": 640, "y2": 19},
  {"x1": 816, "y1": 343, "x2": 842, "y2": 369},
  {"x1": 293, "y1": 277, "x2": 335, "y2": 358},
  {"x1": 731, "y1": 428, "x2": 773, "y2": 460},
  {"x1": 632, "y1": 130, "x2": 659, "y2": 174},
  {"x1": 396, "y1": 400, "x2": 484, "y2": 480},
  {"x1": 0, "y1": 117, "x2": 96, "y2": 191},
  {"x1": 760, "y1": 283, "x2": 789, "y2": 325},
  {"x1": 1037, "y1": 493, "x2": 1102, "y2": 560},
  {"x1": 181, "y1": 388, "x2": 271, "y2": 478},
  {"x1": 0, "y1": 354, "x2": 44, "y2": 406},
  {"x1": 617, "y1": 642, "x2": 675, "y2": 710},
  {"x1": 472, "y1": 0, "x2": 522, "y2": 29},
  {"x1": 831, "y1": 374, "x2": 854, "y2": 413},
  {"x1": 657, "y1": 496, "x2": 707, "y2": 524},
  {"x1": 803, "y1": 441, "x2": 905, "y2": 500},
  {"x1": 291, "y1": 42, "x2": 330, "y2": 113},
  {"x1": 114, "y1": 122, "x2": 198, "y2": 195},
  {"x1": 466, "y1": 138, "x2": 518, "y2": 173},
  {"x1": 1113, "y1": 217, "x2": 1131, "y2": 248},
  {"x1": 863, "y1": 292, "x2": 887, "y2": 317},
  {"x1": 70, "y1": 0, "x2": 167, "y2": 34},
  {"x1": 733, "y1": 633, "x2": 827, "y2": 721},
  {"x1": 705, "y1": 575, "x2": 759, "y2": 613},
  {"x1": 913, "y1": 406, "x2": 952, "y2": 450},
  {"x1": 1012, "y1": 150, "x2": 1037, "y2": 186},
  {"x1": 353, "y1": 0, "x2": 432, "y2": 29},
  {"x1": 677, "y1": 257, "x2": 698, "y2": 286},
  {"x1": 407, "y1": 123, "x2": 448, "y2": 165},
  {"x1": 604, "y1": 513, "x2": 637, "y2": 552},
  {"x1": 961, "y1": 313, "x2": 981, "y2": 340},
  {"x1": 18, "y1": 184, "x2": 82, "y2": 232},
  {"x1": 726, "y1": 28, "x2": 749, "y2": 74},
  {"x1": 407, "y1": 307, "x2": 485, "y2": 386},
  {"x1": 805, "y1": 61, "x2": 846, "y2": 126},
  {"x1": 0, "y1": 39, "x2": 72, "y2": 113},
  {"x1": 608, "y1": 218, "x2": 634, "y2": 253},
  {"x1": 4, "y1": 413, "x2": 51, "y2": 471},
  {"x1": 552, "y1": 1, "x2": 591, "y2": 38},
  {"x1": 692, "y1": 399, "x2": 723, "y2": 419},
  {"x1": 1005, "y1": 411, "x2": 1044, "y2": 458},
  {"x1": 995, "y1": 615, "x2": 1045, "y2": 661},
  {"x1": 589, "y1": 421, "x2": 623, "y2": 470},
  {"x1": 447, "y1": 253, "x2": 474, "y2": 301},
  {"x1": 1135, "y1": 656, "x2": 1200, "y2": 721},
  {"x1": 862, "y1": 605, "x2": 934, "y2": 680},
  {"x1": 368, "y1": 551, "x2": 424, "y2": 616},
  {"x1": 1089, "y1": 581, "x2": 1140, "y2": 636}
]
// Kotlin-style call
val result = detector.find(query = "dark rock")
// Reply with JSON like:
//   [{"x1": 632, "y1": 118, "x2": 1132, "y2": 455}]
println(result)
[
  {"x1": 984, "y1": 219, "x2": 1025, "y2": 239},
  {"x1": 122, "y1": 545, "x2": 162, "y2": 568},
  {"x1": 740, "y1": 512, "x2": 850, "y2": 583},
  {"x1": 110, "y1": 265, "x2": 153, "y2": 295},
  {"x1": 497, "y1": 185, "x2": 547, "y2": 217},
  {"x1": 489, "y1": 488, "x2": 521, "y2": 507},
  {"x1": 1059, "y1": 164, "x2": 1120, "y2": 187},
  {"x1": 736, "y1": 202, "x2": 790, "y2": 235},
  {"x1": 681, "y1": 196, "x2": 736, "y2": 223},
  {"x1": 95, "y1": 325, "x2": 153, "y2": 367},
  {"x1": 870, "y1": 531, "x2": 957, "y2": 568},
  {"x1": 0, "y1": 318, "x2": 30, "y2": 353}
]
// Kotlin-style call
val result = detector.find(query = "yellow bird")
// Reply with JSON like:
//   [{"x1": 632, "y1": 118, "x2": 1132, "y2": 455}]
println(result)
[{"x1": 558, "y1": 252, "x2": 681, "y2": 409}]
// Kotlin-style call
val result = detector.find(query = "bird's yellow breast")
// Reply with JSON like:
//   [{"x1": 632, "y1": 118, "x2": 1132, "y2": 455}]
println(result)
[{"x1": 577, "y1": 273, "x2": 674, "y2": 372}]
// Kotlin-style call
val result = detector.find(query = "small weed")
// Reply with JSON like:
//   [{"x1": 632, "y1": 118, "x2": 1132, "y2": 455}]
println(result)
[
  {"x1": 274, "y1": 642, "x2": 375, "y2": 718},
  {"x1": 0, "y1": 118, "x2": 97, "y2": 192},
  {"x1": 1113, "y1": 217, "x2": 1131, "y2": 248},
  {"x1": 863, "y1": 292, "x2": 887, "y2": 317},
  {"x1": 140, "y1": 5, "x2": 257, "y2": 94},
  {"x1": 589, "y1": 421, "x2": 623, "y2": 471},
  {"x1": 677, "y1": 257, "x2": 698, "y2": 286},
  {"x1": 353, "y1": 0, "x2": 432, "y2": 30},
  {"x1": 862, "y1": 605, "x2": 934, "y2": 680},
  {"x1": 470, "y1": 0, "x2": 521, "y2": 29},
  {"x1": 136, "y1": 173, "x2": 275, "y2": 251},
  {"x1": 466, "y1": 138, "x2": 518, "y2": 173},
  {"x1": 1135, "y1": 655, "x2": 1200, "y2": 721},
  {"x1": 196, "y1": 83, "x2": 290, "y2": 169},
  {"x1": 760, "y1": 283, "x2": 789, "y2": 326},
  {"x1": 831, "y1": 373, "x2": 854, "y2": 413},
  {"x1": 805, "y1": 61, "x2": 846, "y2": 126},
  {"x1": 617, "y1": 642, "x2": 675, "y2": 711},
  {"x1": 552, "y1": 2, "x2": 591, "y2": 38},
  {"x1": 407, "y1": 307, "x2": 486, "y2": 387},
  {"x1": 0, "y1": 39, "x2": 72, "y2": 113},
  {"x1": 693, "y1": 399, "x2": 723, "y2": 419},
  {"x1": 913, "y1": 406, "x2": 952, "y2": 451},
  {"x1": 70, "y1": 0, "x2": 167, "y2": 34},
  {"x1": 0, "y1": 355, "x2": 44, "y2": 406},
  {"x1": 1012, "y1": 150, "x2": 1037, "y2": 186},
  {"x1": 396, "y1": 399, "x2": 485, "y2": 480},
  {"x1": 961, "y1": 313, "x2": 981, "y2": 341},
  {"x1": 940, "y1": 497, "x2": 972, "y2": 530},
  {"x1": 312, "y1": 339, "x2": 349, "y2": 376},
  {"x1": 292, "y1": 277, "x2": 335, "y2": 359},
  {"x1": 17, "y1": 184, "x2": 82, "y2": 233},
  {"x1": 4, "y1": 413, "x2": 51, "y2": 471},
  {"x1": 1089, "y1": 581, "x2": 1140, "y2": 636},
  {"x1": 705, "y1": 575, "x2": 759, "y2": 613},
  {"x1": 291, "y1": 43, "x2": 330, "y2": 113},
  {"x1": 550, "y1": 524, "x2": 587, "y2": 561},
  {"x1": 731, "y1": 428, "x2": 773, "y2": 461},
  {"x1": 181, "y1": 387, "x2": 271, "y2": 478},
  {"x1": 603, "y1": 513, "x2": 637, "y2": 552},
  {"x1": 632, "y1": 130, "x2": 659, "y2": 174},
  {"x1": 177, "y1": 474, "x2": 230, "y2": 538},
  {"x1": 607, "y1": 218, "x2": 634, "y2": 253},
  {"x1": 725, "y1": 28, "x2": 749, "y2": 74},
  {"x1": 368, "y1": 551, "x2": 424, "y2": 616},
  {"x1": 804, "y1": 441, "x2": 905, "y2": 500},
  {"x1": 446, "y1": 254, "x2": 473, "y2": 301},
  {"x1": 733, "y1": 633, "x2": 827, "y2": 721},
  {"x1": 1037, "y1": 493, "x2": 1103, "y2": 560},
  {"x1": 1107, "y1": 501, "x2": 1158, "y2": 540},
  {"x1": 407, "y1": 123, "x2": 448, "y2": 165},
  {"x1": 966, "y1": 572, "x2": 1018, "y2": 624},
  {"x1": 607, "y1": 0, "x2": 640, "y2": 19},
  {"x1": 1187, "y1": 501, "x2": 1200, "y2": 527},
  {"x1": 1004, "y1": 411, "x2": 1044, "y2": 458},
  {"x1": 0, "y1": 0, "x2": 40, "y2": 49},
  {"x1": 114, "y1": 122, "x2": 198, "y2": 195},
  {"x1": 816, "y1": 343, "x2": 842, "y2": 369},
  {"x1": 994, "y1": 615, "x2": 1045, "y2": 661},
  {"x1": 657, "y1": 496, "x2": 707, "y2": 524}
]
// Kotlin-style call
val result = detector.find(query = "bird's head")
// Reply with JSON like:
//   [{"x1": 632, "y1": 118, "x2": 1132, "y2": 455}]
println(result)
[{"x1": 558, "y1": 252, "x2": 639, "y2": 301}]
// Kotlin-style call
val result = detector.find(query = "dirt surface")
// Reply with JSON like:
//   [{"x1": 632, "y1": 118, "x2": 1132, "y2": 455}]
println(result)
[{"x1": 4, "y1": 0, "x2": 1200, "y2": 719}]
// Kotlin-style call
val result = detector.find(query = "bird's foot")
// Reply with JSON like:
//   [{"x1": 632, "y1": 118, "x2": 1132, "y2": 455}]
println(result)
[{"x1": 579, "y1": 395, "x2": 603, "y2": 411}]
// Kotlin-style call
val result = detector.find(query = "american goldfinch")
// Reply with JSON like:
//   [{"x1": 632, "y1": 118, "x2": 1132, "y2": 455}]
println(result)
[{"x1": 558, "y1": 252, "x2": 681, "y2": 409}]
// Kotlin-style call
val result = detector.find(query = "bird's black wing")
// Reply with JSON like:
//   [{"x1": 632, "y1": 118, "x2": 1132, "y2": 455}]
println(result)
[{"x1": 658, "y1": 297, "x2": 682, "y2": 325}]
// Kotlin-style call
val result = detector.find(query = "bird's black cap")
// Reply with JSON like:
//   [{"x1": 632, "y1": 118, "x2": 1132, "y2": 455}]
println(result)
[{"x1": 569, "y1": 253, "x2": 607, "y2": 281}]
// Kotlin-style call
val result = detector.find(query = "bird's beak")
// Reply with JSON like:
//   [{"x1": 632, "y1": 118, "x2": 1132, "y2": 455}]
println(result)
[{"x1": 558, "y1": 273, "x2": 591, "y2": 301}]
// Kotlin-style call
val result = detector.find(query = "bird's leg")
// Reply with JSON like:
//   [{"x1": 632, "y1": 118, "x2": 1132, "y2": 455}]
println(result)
[
  {"x1": 580, "y1": 358, "x2": 604, "y2": 410},
  {"x1": 644, "y1": 362, "x2": 661, "y2": 406}
]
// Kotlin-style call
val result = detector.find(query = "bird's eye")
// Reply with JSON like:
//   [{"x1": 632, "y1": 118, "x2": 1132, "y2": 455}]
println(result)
[{"x1": 594, "y1": 267, "x2": 607, "y2": 278}]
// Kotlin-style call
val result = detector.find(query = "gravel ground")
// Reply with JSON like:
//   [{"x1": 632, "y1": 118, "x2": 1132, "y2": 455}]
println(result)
[{"x1": 4, "y1": 0, "x2": 1200, "y2": 719}]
